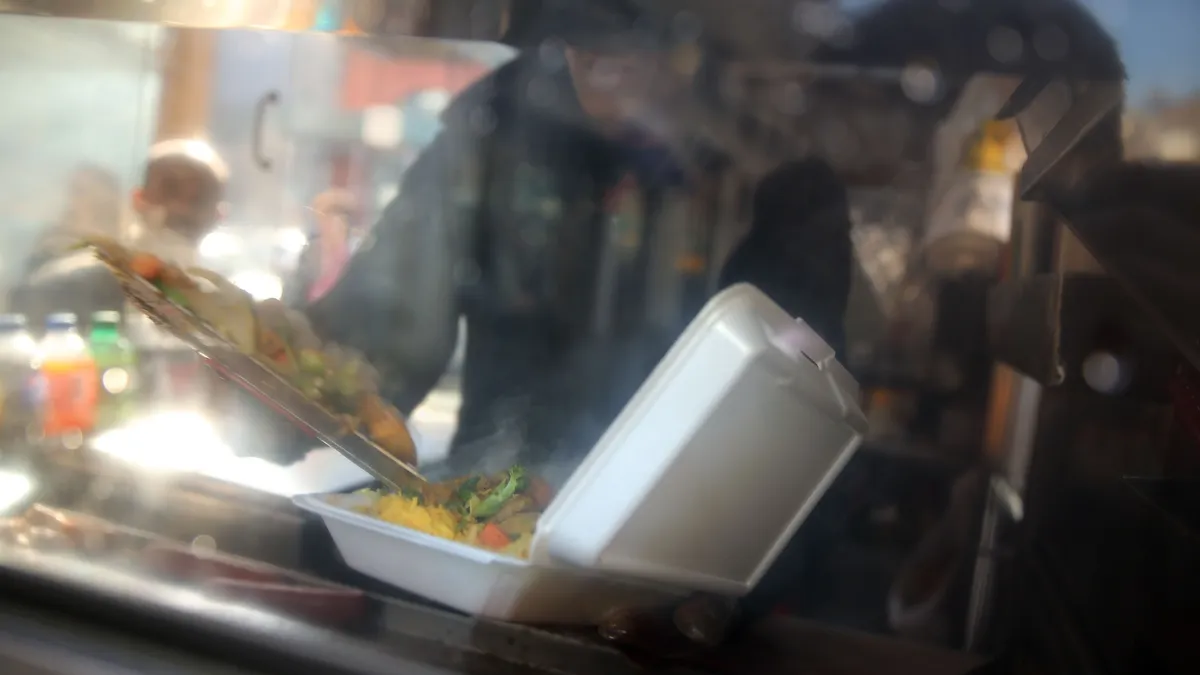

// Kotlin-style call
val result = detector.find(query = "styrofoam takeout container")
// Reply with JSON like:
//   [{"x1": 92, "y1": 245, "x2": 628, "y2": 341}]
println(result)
[
  {"x1": 296, "y1": 493, "x2": 686, "y2": 624},
  {"x1": 296, "y1": 284, "x2": 867, "y2": 623}
]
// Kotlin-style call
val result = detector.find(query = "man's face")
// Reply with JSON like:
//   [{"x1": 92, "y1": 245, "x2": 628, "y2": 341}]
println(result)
[
  {"x1": 135, "y1": 159, "x2": 222, "y2": 241},
  {"x1": 562, "y1": 46, "x2": 681, "y2": 131}
]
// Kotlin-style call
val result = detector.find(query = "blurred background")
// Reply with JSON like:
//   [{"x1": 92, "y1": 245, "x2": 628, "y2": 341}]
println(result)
[{"x1": 0, "y1": 1, "x2": 1199, "y2": 673}]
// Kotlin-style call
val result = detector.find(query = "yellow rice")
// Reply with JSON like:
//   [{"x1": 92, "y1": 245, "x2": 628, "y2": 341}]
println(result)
[
  {"x1": 359, "y1": 493, "x2": 535, "y2": 558},
  {"x1": 366, "y1": 494, "x2": 463, "y2": 541}
]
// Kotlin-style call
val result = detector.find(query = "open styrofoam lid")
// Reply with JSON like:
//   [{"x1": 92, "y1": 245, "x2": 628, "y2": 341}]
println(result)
[{"x1": 529, "y1": 284, "x2": 867, "y2": 596}]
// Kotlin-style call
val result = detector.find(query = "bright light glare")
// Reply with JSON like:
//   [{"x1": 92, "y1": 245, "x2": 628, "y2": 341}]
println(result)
[
  {"x1": 277, "y1": 227, "x2": 308, "y2": 255},
  {"x1": 229, "y1": 270, "x2": 283, "y2": 301},
  {"x1": 198, "y1": 230, "x2": 241, "y2": 259},
  {"x1": 90, "y1": 410, "x2": 297, "y2": 495},
  {"x1": 101, "y1": 367, "x2": 130, "y2": 394},
  {"x1": 91, "y1": 410, "x2": 227, "y2": 473},
  {"x1": 0, "y1": 469, "x2": 33, "y2": 513}
]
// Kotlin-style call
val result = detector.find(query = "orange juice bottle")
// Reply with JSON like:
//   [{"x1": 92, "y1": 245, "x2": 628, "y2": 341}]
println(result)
[{"x1": 38, "y1": 313, "x2": 98, "y2": 437}]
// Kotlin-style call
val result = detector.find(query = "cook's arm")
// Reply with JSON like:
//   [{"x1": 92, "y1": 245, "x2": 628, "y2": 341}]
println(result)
[
  {"x1": 303, "y1": 135, "x2": 467, "y2": 415},
  {"x1": 222, "y1": 137, "x2": 471, "y2": 465}
]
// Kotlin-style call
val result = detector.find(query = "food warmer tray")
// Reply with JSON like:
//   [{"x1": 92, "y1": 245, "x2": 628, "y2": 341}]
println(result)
[{"x1": 92, "y1": 247, "x2": 424, "y2": 492}]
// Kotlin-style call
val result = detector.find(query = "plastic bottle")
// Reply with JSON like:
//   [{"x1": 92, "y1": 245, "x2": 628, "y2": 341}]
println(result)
[
  {"x1": 0, "y1": 314, "x2": 39, "y2": 437},
  {"x1": 88, "y1": 311, "x2": 137, "y2": 429},
  {"x1": 39, "y1": 313, "x2": 98, "y2": 438},
  {"x1": 923, "y1": 119, "x2": 1021, "y2": 277}
]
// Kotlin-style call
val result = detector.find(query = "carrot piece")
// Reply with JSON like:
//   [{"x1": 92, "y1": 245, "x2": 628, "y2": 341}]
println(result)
[
  {"x1": 478, "y1": 522, "x2": 511, "y2": 550},
  {"x1": 130, "y1": 252, "x2": 165, "y2": 280}
]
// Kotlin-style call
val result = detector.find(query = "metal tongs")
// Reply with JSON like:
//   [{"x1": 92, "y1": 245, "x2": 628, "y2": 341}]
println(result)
[{"x1": 90, "y1": 244, "x2": 425, "y2": 492}]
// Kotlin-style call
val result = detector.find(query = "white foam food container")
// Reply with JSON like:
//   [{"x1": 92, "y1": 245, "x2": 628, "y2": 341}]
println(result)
[{"x1": 296, "y1": 283, "x2": 867, "y2": 622}]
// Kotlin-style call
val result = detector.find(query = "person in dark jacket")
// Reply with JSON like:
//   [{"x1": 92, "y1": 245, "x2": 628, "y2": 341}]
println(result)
[
  {"x1": 253, "y1": 4, "x2": 853, "y2": 484},
  {"x1": 243, "y1": 0, "x2": 1125, "y2": 655}
]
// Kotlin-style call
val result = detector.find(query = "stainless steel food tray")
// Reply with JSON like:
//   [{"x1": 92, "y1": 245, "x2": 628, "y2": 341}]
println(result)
[{"x1": 92, "y1": 248, "x2": 424, "y2": 491}]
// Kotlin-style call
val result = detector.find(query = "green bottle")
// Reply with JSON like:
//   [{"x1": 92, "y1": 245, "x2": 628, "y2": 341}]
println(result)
[{"x1": 88, "y1": 311, "x2": 137, "y2": 429}]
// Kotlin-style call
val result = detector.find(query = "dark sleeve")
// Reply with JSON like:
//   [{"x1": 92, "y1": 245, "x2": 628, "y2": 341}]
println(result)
[
  {"x1": 304, "y1": 133, "x2": 470, "y2": 415},
  {"x1": 220, "y1": 134, "x2": 475, "y2": 465}
]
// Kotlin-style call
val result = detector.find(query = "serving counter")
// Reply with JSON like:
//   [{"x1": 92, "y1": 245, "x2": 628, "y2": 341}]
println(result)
[
  {"x1": 0, "y1": 513, "x2": 985, "y2": 675},
  {"x1": 0, "y1": 423, "x2": 985, "y2": 675}
]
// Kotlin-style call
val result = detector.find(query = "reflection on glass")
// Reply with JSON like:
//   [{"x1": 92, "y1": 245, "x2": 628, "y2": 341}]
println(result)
[
  {"x1": 0, "y1": 469, "x2": 33, "y2": 513},
  {"x1": 0, "y1": 1, "x2": 1197, "y2": 670},
  {"x1": 198, "y1": 230, "x2": 242, "y2": 260},
  {"x1": 229, "y1": 270, "x2": 283, "y2": 301},
  {"x1": 91, "y1": 410, "x2": 296, "y2": 495}
]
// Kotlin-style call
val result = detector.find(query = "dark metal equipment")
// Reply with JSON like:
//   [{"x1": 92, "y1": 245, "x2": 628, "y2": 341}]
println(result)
[{"x1": 980, "y1": 164, "x2": 1200, "y2": 674}]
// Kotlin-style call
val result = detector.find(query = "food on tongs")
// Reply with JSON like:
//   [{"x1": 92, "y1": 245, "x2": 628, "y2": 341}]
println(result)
[
  {"x1": 254, "y1": 298, "x2": 305, "y2": 377},
  {"x1": 357, "y1": 393, "x2": 416, "y2": 465},
  {"x1": 177, "y1": 267, "x2": 258, "y2": 354},
  {"x1": 81, "y1": 239, "x2": 418, "y2": 466},
  {"x1": 356, "y1": 465, "x2": 555, "y2": 559},
  {"x1": 102, "y1": 239, "x2": 257, "y2": 353}
]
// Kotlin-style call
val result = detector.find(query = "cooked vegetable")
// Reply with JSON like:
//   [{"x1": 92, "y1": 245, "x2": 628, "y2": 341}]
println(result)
[
  {"x1": 357, "y1": 393, "x2": 416, "y2": 464},
  {"x1": 130, "y1": 252, "x2": 165, "y2": 280},
  {"x1": 298, "y1": 349, "x2": 326, "y2": 375},
  {"x1": 179, "y1": 268, "x2": 258, "y2": 353},
  {"x1": 418, "y1": 475, "x2": 471, "y2": 507},
  {"x1": 332, "y1": 359, "x2": 368, "y2": 400},
  {"x1": 163, "y1": 286, "x2": 190, "y2": 307},
  {"x1": 258, "y1": 328, "x2": 294, "y2": 372},
  {"x1": 455, "y1": 476, "x2": 482, "y2": 504},
  {"x1": 373, "y1": 426, "x2": 417, "y2": 465},
  {"x1": 357, "y1": 465, "x2": 547, "y2": 558},
  {"x1": 492, "y1": 495, "x2": 534, "y2": 523},
  {"x1": 478, "y1": 523, "x2": 511, "y2": 550},
  {"x1": 468, "y1": 466, "x2": 527, "y2": 520},
  {"x1": 495, "y1": 512, "x2": 539, "y2": 540}
]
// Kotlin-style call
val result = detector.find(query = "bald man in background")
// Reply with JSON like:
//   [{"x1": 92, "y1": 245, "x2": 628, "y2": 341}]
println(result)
[{"x1": 9, "y1": 140, "x2": 228, "y2": 331}]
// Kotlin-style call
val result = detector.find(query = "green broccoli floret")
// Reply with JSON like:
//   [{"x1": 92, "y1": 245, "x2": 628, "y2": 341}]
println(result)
[{"x1": 468, "y1": 466, "x2": 527, "y2": 520}]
